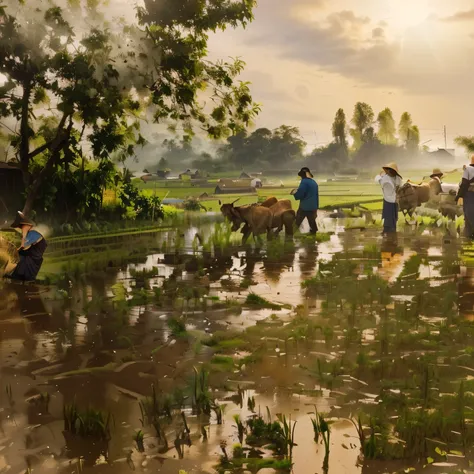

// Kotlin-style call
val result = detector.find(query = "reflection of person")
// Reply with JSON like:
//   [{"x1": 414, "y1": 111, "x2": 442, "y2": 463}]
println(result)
[
  {"x1": 291, "y1": 167, "x2": 319, "y2": 235},
  {"x1": 4, "y1": 212, "x2": 47, "y2": 281},
  {"x1": 375, "y1": 162, "x2": 402, "y2": 234},
  {"x1": 456, "y1": 156, "x2": 474, "y2": 238}
]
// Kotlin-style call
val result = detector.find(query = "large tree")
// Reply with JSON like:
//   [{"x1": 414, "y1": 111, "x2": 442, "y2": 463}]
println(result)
[
  {"x1": 221, "y1": 125, "x2": 305, "y2": 169},
  {"x1": 350, "y1": 102, "x2": 374, "y2": 151},
  {"x1": 377, "y1": 108, "x2": 397, "y2": 145},
  {"x1": 398, "y1": 112, "x2": 420, "y2": 151},
  {"x1": 0, "y1": 0, "x2": 259, "y2": 214},
  {"x1": 332, "y1": 108, "x2": 348, "y2": 152},
  {"x1": 455, "y1": 136, "x2": 474, "y2": 154}
]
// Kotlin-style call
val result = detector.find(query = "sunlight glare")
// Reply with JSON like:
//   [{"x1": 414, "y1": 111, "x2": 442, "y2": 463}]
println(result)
[{"x1": 387, "y1": 0, "x2": 431, "y2": 29}]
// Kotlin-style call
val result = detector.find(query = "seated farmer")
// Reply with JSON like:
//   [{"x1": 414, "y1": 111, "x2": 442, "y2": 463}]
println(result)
[
  {"x1": 375, "y1": 162, "x2": 402, "y2": 234},
  {"x1": 291, "y1": 167, "x2": 319, "y2": 235},
  {"x1": 4, "y1": 212, "x2": 47, "y2": 281}
]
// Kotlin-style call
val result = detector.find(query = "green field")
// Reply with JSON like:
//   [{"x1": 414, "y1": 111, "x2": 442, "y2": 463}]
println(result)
[
  {"x1": 111, "y1": 168, "x2": 464, "y2": 214},
  {"x1": 131, "y1": 178, "x2": 383, "y2": 212}
]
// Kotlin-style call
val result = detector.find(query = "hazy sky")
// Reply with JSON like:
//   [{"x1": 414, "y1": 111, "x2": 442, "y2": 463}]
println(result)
[{"x1": 205, "y1": 0, "x2": 474, "y2": 153}]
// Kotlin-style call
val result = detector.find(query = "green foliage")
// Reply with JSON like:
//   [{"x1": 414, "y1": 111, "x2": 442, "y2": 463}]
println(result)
[
  {"x1": 119, "y1": 181, "x2": 164, "y2": 220},
  {"x1": 350, "y1": 102, "x2": 374, "y2": 151},
  {"x1": 331, "y1": 108, "x2": 348, "y2": 151},
  {"x1": 245, "y1": 293, "x2": 282, "y2": 310},
  {"x1": 220, "y1": 125, "x2": 306, "y2": 169},
  {"x1": 0, "y1": 0, "x2": 259, "y2": 213},
  {"x1": 133, "y1": 430, "x2": 145, "y2": 453},
  {"x1": 377, "y1": 108, "x2": 397, "y2": 145},
  {"x1": 167, "y1": 317, "x2": 187, "y2": 338},
  {"x1": 63, "y1": 400, "x2": 112, "y2": 440},
  {"x1": 455, "y1": 135, "x2": 474, "y2": 154}
]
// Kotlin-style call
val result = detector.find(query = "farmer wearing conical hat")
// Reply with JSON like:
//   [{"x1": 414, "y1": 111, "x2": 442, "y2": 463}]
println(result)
[
  {"x1": 456, "y1": 156, "x2": 474, "y2": 238},
  {"x1": 375, "y1": 162, "x2": 403, "y2": 234},
  {"x1": 430, "y1": 168, "x2": 444, "y2": 180},
  {"x1": 3, "y1": 212, "x2": 47, "y2": 281}
]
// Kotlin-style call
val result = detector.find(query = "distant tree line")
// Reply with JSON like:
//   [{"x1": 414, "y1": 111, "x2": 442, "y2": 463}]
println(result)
[{"x1": 153, "y1": 103, "x2": 423, "y2": 174}]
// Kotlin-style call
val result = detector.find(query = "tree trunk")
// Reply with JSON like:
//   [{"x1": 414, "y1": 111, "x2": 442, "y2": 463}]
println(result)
[
  {"x1": 21, "y1": 115, "x2": 72, "y2": 216},
  {"x1": 19, "y1": 81, "x2": 33, "y2": 187}
]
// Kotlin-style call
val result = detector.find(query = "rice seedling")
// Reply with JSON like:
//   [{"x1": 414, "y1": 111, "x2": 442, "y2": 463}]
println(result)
[
  {"x1": 133, "y1": 430, "x2": 145, "y2": 453},
  {"x1": 247, "y1": 396, "x2": 256, "y2": 413},
  {"x1": 310, "y1": 408, "x2": 330, "y2": 468},
  {"x1": 63, "y1": 400, "x2": 112, "y2": 441},
  {"x1": 192, "y1": 367, "x2": 213, "y2": 416},
  {"x1": 5, "y1": 384, "x2": 14, "y2": 408},
  {"x1": 233, "y1": 415, "x2": 246, "y2": 444},
  {"x1": 219, "y1": 440, "x2": 230, "y2": 464},
  {"x1": 212, "y1": 402, "x2": 225, "y2": 425},
  {"x1": 245, "y1": 293, "x2": 283, "y2": 310},
  {"x1": 277, "y1": 414, "x2": 297, "y2": 464}
]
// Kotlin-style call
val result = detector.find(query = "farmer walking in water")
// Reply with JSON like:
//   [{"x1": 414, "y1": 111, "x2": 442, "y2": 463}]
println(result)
[
  {"x1": 456, "y1": 155, "x2": 474, "y2": 238},
  {"x1": 291, "y1": 167, "x2": 319, "y2": 235},
  {"x1": 375, "y1": 162, "x2": 402, "y2": 234}
]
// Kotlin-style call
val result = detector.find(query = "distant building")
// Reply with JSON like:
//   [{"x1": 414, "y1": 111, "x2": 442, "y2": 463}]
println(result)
[
  {"x1": 179, "y1": 169, "x2": 206, "y2": 180},
  {"x1": 156, "y1": 170, "x2": 170, "y2": 179},
  {"x1": 0, "y1": 163, "x2": 24, "y2": 221},
  {"x1": 429, "y1": 148, "x2": 455, "y2": 161},
  {"x1": 239, "y1": 171, "x2": 251, "y2": 179}
]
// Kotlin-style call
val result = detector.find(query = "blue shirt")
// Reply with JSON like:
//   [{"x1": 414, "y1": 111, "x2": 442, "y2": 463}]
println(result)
[{"x1": 293, "y1": 178, "x2": 319, "y2": 211}]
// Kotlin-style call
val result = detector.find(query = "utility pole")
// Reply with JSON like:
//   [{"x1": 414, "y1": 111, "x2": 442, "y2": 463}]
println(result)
[{"x1": 444, "y1": 125, "x2": 447, "y2": 149}]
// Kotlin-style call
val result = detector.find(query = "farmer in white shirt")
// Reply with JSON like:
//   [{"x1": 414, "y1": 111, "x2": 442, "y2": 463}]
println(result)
[{"x1": 375, "y1": 162, "x2": 402, "y2": 234}]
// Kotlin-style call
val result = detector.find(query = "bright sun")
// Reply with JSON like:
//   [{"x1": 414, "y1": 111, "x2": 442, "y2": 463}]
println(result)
[{"x1": 387, "y1": 0, "x2": 431, "y2": 30}]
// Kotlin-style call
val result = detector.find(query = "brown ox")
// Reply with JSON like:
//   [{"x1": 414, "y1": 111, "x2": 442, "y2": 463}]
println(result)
[
  {"x1": 397, "y1": 179, "x2": 443, "y2": 218},
  {"x1": 260, "y1": 197, "x2": 296, "y2": 236},
  {"x1": 397, "y1": 178, "x2": 463, "y2": 220},
  {"x1": 221, "y1": 197, "x2": 295, "y2": 239},
  {"x1": 219, "y1": 201, "x2": 273, "y2": 244}
]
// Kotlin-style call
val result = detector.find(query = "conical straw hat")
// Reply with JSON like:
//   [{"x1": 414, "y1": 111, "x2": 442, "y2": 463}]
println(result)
[{"x1": 382, "y1": 162, "x2": 402, "y2": 179}]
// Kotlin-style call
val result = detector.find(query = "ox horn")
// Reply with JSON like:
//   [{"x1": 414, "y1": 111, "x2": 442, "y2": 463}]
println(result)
[{"x1": 231, "y1": 198, "x2": 240, "y2": 205}]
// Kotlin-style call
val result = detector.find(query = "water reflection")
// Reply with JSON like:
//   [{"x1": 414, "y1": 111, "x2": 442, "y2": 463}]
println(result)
[{"x1": 1, "y1": 222, "x2": 474, "y2": 474}]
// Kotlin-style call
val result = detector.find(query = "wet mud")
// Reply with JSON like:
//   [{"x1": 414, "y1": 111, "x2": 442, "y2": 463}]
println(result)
[{"x1": 1, "y1": 216, "x2": 474, "y2": 474}]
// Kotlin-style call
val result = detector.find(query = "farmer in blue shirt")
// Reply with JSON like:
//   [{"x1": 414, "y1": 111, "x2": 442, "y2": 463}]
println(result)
[{"x1": 291, "y1": 167, "x2": 319, "y2": 235}]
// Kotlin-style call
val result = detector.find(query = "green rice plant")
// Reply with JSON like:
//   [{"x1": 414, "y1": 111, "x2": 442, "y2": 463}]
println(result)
[
  {"x1": 457, "y1": 381, "x2": 467, "y2": 453},
  {"x1": 219, "y1": 440, "x2": 230, "y2": 464},
  {"x1": 277, "y1": 414, "x2": 297, "y2": 464},
  {"x1": 133, "y1": 430, "x2": 145, "y2": 452},
  {"x1": 245, "y1": 293, "x2": 282, "y2": 310},
  {"x1": 247, "y1": 396, "x2": 256, "y2": 413},
  {"x1": 192, "y1": 367, "x2": 212, "y2": 416},
  {"x1": 212, "y1": 402, "x2": 225, "y2": 425},
  {"x1": 63, "y1": 400, "x2": 112, "y2": 441},
  {"x1": 233, "y1": 415, "x2": 246, "y2": 444},
  {"x1": 139, "y1": 385, "x2": 163, "y2": 426},
  {"x1": 350, "y1": 415, "x2": 365, "y2": 452},
  {"x1": 5, "y1": 384, "x2": 14, "y2": 408}
]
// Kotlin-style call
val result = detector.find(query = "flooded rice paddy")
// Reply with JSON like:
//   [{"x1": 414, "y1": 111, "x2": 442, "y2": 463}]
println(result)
[{"x1": 2, "y1": 214, "x2": 474, "y2": 474}]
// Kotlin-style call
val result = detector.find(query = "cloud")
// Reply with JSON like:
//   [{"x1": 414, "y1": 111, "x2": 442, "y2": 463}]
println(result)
[
  {"x1": 244, "y1": 9, "x2": 401, "y2": 87},
  {"x1": 372, "y1": 27, "x2": 385, "y2": 39},
  {"x1": 441, "y1": 9, "x2": 474, "y2": 22}
]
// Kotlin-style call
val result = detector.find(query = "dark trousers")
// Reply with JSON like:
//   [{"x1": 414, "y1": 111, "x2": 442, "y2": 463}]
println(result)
[
  {"x1": 295, "y1": 209, "x2": 318, "y2": 234},
  {"x1": 382, "y1": 200, "x2": 398, "y2": 234}
]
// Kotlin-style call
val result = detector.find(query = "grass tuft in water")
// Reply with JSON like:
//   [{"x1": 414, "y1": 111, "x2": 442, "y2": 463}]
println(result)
[
  {"x1": 133, "y1": 430, "x2": 145, "y2": 452},
  {"x1": 63, "y1": 400, "x2": 112, "y2": 441},
  {"x1": 245, "y1": 293, "x2": 282, "y2": 310}
]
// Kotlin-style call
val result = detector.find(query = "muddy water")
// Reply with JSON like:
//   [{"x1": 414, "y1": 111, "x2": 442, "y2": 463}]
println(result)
[{"x1": 1, "y1": 219, "x2": 474, "y2": 474}]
